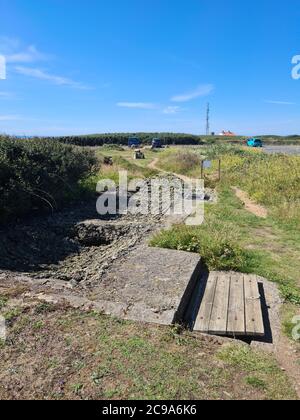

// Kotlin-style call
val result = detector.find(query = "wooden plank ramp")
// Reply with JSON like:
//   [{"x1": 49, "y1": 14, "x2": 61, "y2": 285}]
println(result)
[{"x1": 194, "y1": 273, "x2": 265, "y2": 337}]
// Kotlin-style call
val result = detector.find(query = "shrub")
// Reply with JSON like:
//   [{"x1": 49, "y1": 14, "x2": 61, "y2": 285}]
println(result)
[
  {"x1": 42, "y1": 133, "x2": 204, "y2": 147},
  {"x1": 150, "y1": 221, "x2": 247, "y2": 272},
  {"x1": 0, "y1": 137, "x2": 97, "y2": 222},
  {"x1": 157, "y1": 150, "x2": 201, "y2": 176}
]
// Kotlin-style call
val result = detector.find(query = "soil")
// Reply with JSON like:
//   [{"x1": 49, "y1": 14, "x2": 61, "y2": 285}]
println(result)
[
  {"x1": 0, "y1": 176, "x2": 179, "y2": 286},
  {"x1": 233, "y1": 187, "x2": 268, "y2": 218},
  {"x1": 0, "y1": 171, "x2": 299, "y2": 399}
]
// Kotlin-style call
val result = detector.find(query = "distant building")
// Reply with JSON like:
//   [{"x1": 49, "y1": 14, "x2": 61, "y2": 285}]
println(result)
[{"x1": 219, "y1": 130, "x2": 236, "y2": 137}]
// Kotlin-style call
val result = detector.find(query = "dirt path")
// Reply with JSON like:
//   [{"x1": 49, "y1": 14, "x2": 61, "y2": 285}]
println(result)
[
  {"x1": 1, "y1": 159, "x2": 298, "y2": 398},
  {"x1": 149, "y1": 158, "x2": 300, "y2": 396},
  {"x1": 148, "y1": 158, "x2": 196, "y2": 185},
  {"x1": 233, "y1": 187, "x2": 268, "y2": 218},
  {"x1": 276, "y1": 332, "x2": 300, "y2": 397},
  {"x1": 148, "y1": 158, "x2": 166, "y2": 173}
]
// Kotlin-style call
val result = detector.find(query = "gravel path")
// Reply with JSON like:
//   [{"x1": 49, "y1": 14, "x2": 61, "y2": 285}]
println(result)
[{"x1": 264, "y1": 145, "x2": 300, "y2": 155}]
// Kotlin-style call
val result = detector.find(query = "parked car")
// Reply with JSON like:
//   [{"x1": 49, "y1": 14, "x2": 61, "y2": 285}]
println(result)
[
  {"x1": 247, "y1": 138, "x2": 263, "y2": 148},
  {"x1": 151, "y1": 138, "x2": 162, "y2": 149},
  {"x1": 128, "y1": 137, "x2": 141, "y2": 148}
]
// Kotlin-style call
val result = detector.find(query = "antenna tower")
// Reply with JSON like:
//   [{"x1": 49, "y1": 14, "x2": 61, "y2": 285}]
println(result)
[{"x1": 206, "y1": 103, "x2": 210, "y2": 136}]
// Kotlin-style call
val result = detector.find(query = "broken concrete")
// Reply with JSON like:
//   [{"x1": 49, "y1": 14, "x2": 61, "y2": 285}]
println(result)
[
  {"x1": 0, "y1": 247, "x2": 203, "y2": 326},
  {"x1": 88, "y1": 246, "x2": 202, "y2": 325}
]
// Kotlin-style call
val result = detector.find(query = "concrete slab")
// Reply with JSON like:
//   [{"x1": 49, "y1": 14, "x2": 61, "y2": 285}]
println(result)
[{"x1": 89, "y1": 246, "x2": 202, "y2": 325}]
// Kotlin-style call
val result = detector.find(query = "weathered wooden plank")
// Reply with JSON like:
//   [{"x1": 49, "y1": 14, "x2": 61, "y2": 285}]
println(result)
[
  {"x1": 193, "y1": 273, "x2": 264, "y2": 337},
  {"x1": 244, "y1": 275, "x2": 265, "y2": 336},
  {"x1": 194, "y1": 274, "x2": 217, "y2": 333},
  {"x1": 208, "y1": 275, "x2": 230, "y2": 335},
  {"x1": 227, "y1": 275, "x2": 245, "y2": 336}
]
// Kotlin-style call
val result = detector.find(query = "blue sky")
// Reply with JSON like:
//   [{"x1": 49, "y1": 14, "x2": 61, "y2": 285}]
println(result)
[{"x1": 0, "y1": 0, "x2": 299, "y2": 136}]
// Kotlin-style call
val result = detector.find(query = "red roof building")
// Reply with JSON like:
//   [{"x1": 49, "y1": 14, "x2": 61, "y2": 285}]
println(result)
[{"x1": 219, "y1": 130, "x2": 237, "y2": 136}]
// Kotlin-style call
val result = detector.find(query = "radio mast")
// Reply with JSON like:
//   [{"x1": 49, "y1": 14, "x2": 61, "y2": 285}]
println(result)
[{"x1": 206, "y1": 103, "x2": 210, "y2": 136}]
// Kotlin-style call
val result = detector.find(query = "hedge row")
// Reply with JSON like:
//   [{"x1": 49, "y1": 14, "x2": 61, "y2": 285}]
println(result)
[
  {"x1": 34, "y1": 134, "x2": 300, "y2": 147},
  {"x1": 42, "y1": 133, "x2": 204, "y2": 147},
  {"x1": 0, "y1": 136, "x2": 97, "y2": 223}
]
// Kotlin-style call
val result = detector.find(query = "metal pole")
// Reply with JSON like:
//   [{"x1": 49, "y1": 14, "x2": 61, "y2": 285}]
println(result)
[{"x1": 206, "y1": 103, "x2": 210, "y2": 136}]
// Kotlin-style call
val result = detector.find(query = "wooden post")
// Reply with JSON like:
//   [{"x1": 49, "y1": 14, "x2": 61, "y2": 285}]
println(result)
[
  {"x1": 201, "y1": 160, "x2": 204, "y2": 180},
  {"x1": 218, "y1": 159, "x2": 221, "y2": 181}
]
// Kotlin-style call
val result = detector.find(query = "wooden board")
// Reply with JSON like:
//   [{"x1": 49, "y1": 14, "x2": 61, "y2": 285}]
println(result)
[
  {"x1": 244, "y1": 275, "x2": 265, "y2": 336},
  {"x1": 194, "y1": 274, "x2": 217, "y2": 333},
  {"x1": 208, "y1": 275, "x2": 230, "y2": 335},
  {"x1": 227, "y1": 275, "x2": 246, "y2": 336},
  {"x1": 194, "y1": 273, "x2": 265, "y2": 337}
]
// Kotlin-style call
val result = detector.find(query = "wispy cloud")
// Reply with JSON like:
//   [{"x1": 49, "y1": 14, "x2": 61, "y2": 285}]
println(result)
[
  {"x1": 0, "y1": 37, "x2": 51, "y2": 63},
  {"x1": 171, "y1": 84, "x2": 214, "y2": 102},
  {"x1": 1, "y1": 37, "x2": 90, "y2": 89},
  {"x1": 0, "y1": 92, "x2": 14, "y2": 99},
  {"x1": 264, "y1": 100, "x2": 296, "y2": 105},
  {"x1": 6, "y1": 45, "x2": 50, "y2": 64},
  {"x1": 15, "y1": 66, "x2": 90, "y2": 90},
  {"x1": 163, "y1": 106, "x2": 181, "y2": 114},
  {"x1": 0, "y1": 114, "x2": 21, "y2": 121},
  {"x1": 117, "y1": 102, "x2": 157, "y2": 110}
]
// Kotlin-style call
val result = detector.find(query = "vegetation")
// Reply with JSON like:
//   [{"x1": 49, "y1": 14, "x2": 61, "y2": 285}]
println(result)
[
  {"x1": 153, "y1": 147, "x2": 300, "y2": 305},
  {"x1": 158, "y1": 145, "x2": 300, "y2": 226},
  {"x1": 151, "y1": 215, "x2": 247, "y2": 272},
  {"x1": 201, "y1": 134, "x2": 300, "y2": 145},
  {"x1": 218, "y1": 345, "x2": 296, "y2": 400},
  {"x1": 207, "y1": 146, "x2": 300, "y2": 227},
  {"x1": 0, "y1": 285, "x2": 296, "y2": 400},
  {"x1": 41, "y1": 132, "x2": 203, "y2": 147},
  {"x1": 3, "y1": 133, "x2": 299, "y2": 148},
  {"x1": 80, "y1": 148, "x2": 159, "y2": 192},
  {"x1": 157, "y1": 150, "x2": 201, "y2": 177},
  {"x1": 0, "y1": 136, "x2": 97, "y2": 223}
]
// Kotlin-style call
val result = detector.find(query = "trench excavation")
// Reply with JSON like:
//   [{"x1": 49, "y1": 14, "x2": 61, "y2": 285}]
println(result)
[{"x1": 0, "y1": 173, "x2": 271, "y2": 342}]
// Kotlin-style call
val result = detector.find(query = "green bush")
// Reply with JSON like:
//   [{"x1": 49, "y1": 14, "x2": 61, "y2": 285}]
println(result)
[
  {"x1": 29, "y1": 133, "x2": 300, "y2": 147},
  {"x1": 0, "y1": 137, "x2": 97, "y2": 222},
  {"x1": 43, "y1": 132, "x2": 204, "y2": 147},
  {"x1": 157, "y1": 150, "x2": 201, "y2": 176},
  {"x1": 150, "y1": 223, "x2": 247, "y2": 271}
]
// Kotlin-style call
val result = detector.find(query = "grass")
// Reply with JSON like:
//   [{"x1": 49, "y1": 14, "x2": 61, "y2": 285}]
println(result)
[
  {"x1": 218, "y1": 345, "x2": 296, "y2": 400},
  {"x1": 219, "y1": 151, "x2": 300, "y2": 228},
  {"x1": 153, "y1": 146, "x2": 300, "y2": 306},
  {"x1": 156, "y1": 149, "x2": 202, "y2": 177},
  {"x1": 0, "y1": 297, "x2": 8, "y2": 310},
  {"x1": 282, "y1": 304, "x2": 300, "y2": 341},
  {"x1": 0, "y1": 144, "x2": 298, "y2": 400},
  {"x1": 150, "y1": 216, "x2": 247, "y2": 272},
  {"x1": 151, "y1": 186, "x2": 300, "y2": 305},
  {"x1": 80, "y1": 147, "x2": 159, "y2": 193},
  {"x1": 158, "y1": 145, "x2": 300, "y2": 228},
  {"x1": 0, "y1": 286, "x2": 297, "y2": 400}
]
